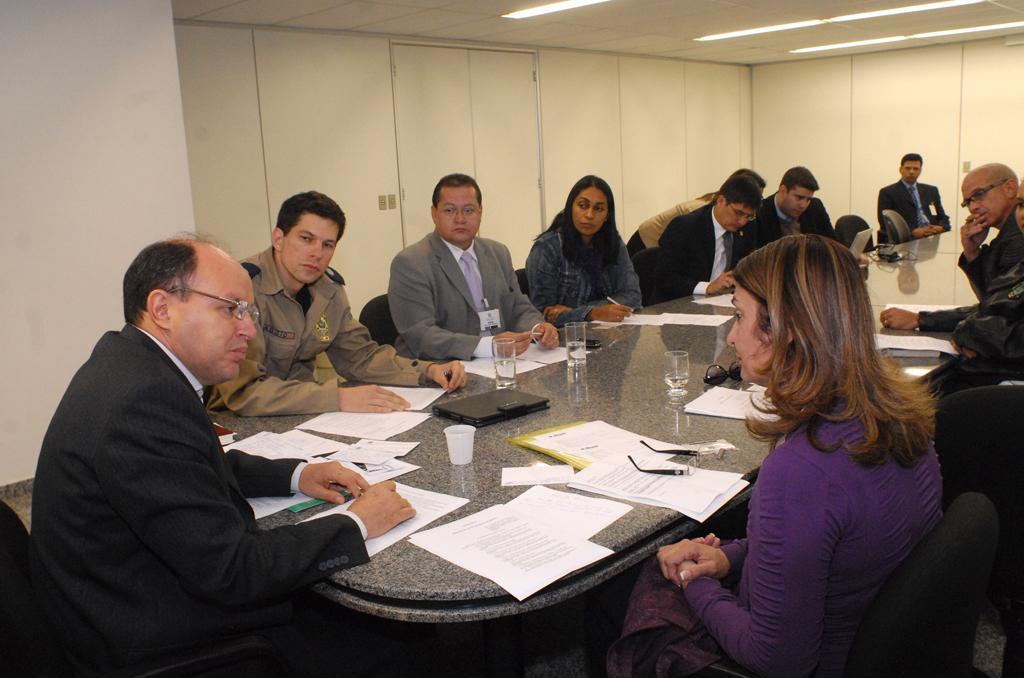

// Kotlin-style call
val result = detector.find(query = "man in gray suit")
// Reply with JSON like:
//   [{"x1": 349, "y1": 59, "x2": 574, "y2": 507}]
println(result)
[
  {"x1": 389, "y1": 173, "x2": 559, "y2": 360},
  {"x1": 31, "y1": 237, "x2": 416, "y2": 676}
]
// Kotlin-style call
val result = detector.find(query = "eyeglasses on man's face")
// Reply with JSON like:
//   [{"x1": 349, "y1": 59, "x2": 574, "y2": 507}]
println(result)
[
  {"x1": 438, "y1": 206, "x2": 480, "y2": 219},
  {"x1": 167, "y1": 287, "x2": 261, "y2": 324},
  {"x1": 961, "y1": 179, "x2": 1009, "y2": 208},
  {"x1": 704, "y1": 362, "x2": 741, "y2": 386},
  {"x1": 728, "y1": 205, "x2": 757, "y2": 222}
]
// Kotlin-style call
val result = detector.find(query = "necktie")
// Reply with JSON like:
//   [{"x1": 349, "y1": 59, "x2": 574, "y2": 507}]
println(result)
[
  {"x1": 460, "y1": 251, "x2": 485, "y2": 312},
  {"x1": 724, "y1": 231, "x2": 735, "y2": 270},
  {"x1": 909, "y1": 184, "x2": 929, "y2": 226}
]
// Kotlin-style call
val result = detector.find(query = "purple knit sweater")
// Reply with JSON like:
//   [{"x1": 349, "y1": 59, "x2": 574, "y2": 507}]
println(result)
[{"x1": 684, "y1": 418, "x2": 943, "y2": 677}]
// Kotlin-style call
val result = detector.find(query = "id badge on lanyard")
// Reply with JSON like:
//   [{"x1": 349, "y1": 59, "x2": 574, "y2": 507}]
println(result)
[{"x1": 478, "y1": 305, "x2": 501, "y2": 333}]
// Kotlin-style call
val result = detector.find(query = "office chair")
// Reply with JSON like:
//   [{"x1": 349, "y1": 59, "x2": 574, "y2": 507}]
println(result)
[
  {"x1": 881, "y1": 209, "x2": 912, "y2": 244},
  {"x1": 695, "y1": 492, "x2": 999, "y2": 678},
  {"x1": 0, "y1": 501, "x2": 287, "y2": 677},
  {"x1": 514, "y1": 268, "x2": 529, "y2": 298},
  {"x1": 631, "y1": 246, "x2": 660, "y2": 307},
  {"x1": 936, "y1": 385, "x2": 1024, "y2": 678},
  {"x1": 835, "y1": 215, "x2": 873, "y2": 250},
  {"x1": 626, "y1": 230, "x2": 646, "y2": 258},
  {"x1": 358, "y1": 294, "x2": 399, "y2": 347}
]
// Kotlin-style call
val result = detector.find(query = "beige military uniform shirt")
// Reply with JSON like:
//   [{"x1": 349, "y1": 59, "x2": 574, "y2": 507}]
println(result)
[
  {"x1": 209, "y1": 248, "x2": 429, "y2": 416},
  {"x1": 637, "y1": 196, "x2": 712, "y2": 248}
]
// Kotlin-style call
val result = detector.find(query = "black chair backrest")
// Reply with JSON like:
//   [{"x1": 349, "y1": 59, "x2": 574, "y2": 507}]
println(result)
[
  {"x1": 515, "y1": 268, "x2": 529, "y2": 298},
  {"x1": 835, "y1": 215, "x2": 872, "y2": 249},
  {"x1": 631, "y1": 246, "x2": 660, "y2": 307},
  {"x1": 936, "y1": 385, "x2": 1024, "y2": 601},
  {"x1": 880, "y1": 209, "x2": 911, "y2": 244},
  {"x1": 626, "y1": 230, "x2": 646, "y2": 258},
  {"x1": 358, "y1": 294, "x2": 398, "y2": 347},
  {"x1": 0, "y1": 501, "x2": 74, "y2": 676},
  {"x1": 842, "y1": 492, "x2": 998, "y2": 678}
]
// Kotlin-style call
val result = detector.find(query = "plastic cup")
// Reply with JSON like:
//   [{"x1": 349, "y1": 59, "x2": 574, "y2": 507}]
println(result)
[{"x1": 443, "y1": 424, "x2": 475, "y2": 465}]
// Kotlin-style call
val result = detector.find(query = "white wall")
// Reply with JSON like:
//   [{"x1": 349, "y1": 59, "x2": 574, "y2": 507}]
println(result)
[
  {"x1": 0, "y1": 0, "x2": 195, "y2": 485},
  {"x1": 752, "y1": 38, "x2": 1024, "y2": 305}
]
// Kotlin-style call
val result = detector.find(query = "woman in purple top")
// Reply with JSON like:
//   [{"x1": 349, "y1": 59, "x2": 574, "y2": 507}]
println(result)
[{"x1": 608, "y1": 235, "x2": 943, "y2": 677}]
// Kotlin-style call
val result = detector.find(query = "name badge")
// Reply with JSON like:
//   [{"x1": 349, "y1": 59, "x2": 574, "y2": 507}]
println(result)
[
  {"x1": 478, "y1": 308, "x2": 501, "y2": 332},
  {"x1": 928, "y1": 202, "x2": 936, "y2": 217}
]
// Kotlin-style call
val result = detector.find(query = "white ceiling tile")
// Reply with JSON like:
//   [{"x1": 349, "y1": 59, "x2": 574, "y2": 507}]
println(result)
[
  {"x1": 281, "y1": 2, "x2": 418, "y2": 29},
  {"x1": 356, "y1": 8, "x2": 490, "y2": 34},
  {"x1": 197, "y1": 0, "x2": 347, "y2": 24},
  {"x1": 171, "y1": 0, "x2": 240, "y2": 20}
]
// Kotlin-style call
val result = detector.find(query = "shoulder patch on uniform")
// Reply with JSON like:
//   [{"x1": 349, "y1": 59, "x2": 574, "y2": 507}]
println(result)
[
  {"x1": 241, "y1": 262, "x2": 261, "y2": 279},
  {"x1": 325, "y1": 267, "x2": 345, "y2": 285}
]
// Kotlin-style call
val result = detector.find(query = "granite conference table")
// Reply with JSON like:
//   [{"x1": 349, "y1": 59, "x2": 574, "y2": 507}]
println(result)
[{"x1": 219, "y1": 296, "x2": 767, "y2": 631}]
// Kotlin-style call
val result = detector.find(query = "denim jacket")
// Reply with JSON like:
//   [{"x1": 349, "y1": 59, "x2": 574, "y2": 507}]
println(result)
[{"x1": 525, "y1": 230, "x2": 642, "y2": 326}]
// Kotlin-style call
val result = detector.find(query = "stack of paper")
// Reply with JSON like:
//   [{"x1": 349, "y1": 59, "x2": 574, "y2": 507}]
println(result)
[
  {"x1": 568, "y1": 461, "x2": 748, "y2": 522},
  {"x1": 684, "y1": 386, "x2": 770, "y2": 420},
  {"x1": 226, "y1": 429, "x2": 344, "y2": 460},
  {"x1": 595, "y1": 313, "x2": 731, "y2": 327},
  {"x1": 298, "y1": 410, "x2": 430, "y2": 439},
  {"x1": 509, "y1": 420, "x2": 696, "y2": 469},
  {"x1": 691, "y1": 294, "x2": 734, "y2": 308},
  {"x1": 875, "y1": 333, "x2": 957, "y2": 357},
  {"x1": 409, "y1": 487, "x2": 628, "y2": 601},
  {"x1": 303, "y1": 483, "x2": 468, "y2": 556}
]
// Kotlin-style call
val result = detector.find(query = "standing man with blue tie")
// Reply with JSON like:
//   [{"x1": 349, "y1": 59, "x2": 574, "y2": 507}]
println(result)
[
  {"x1": 877, "y1": 153, "x2": 950, "y2": 243},
  {"x1": 388, "y1": 173, "x2": 559, "y2": 360}
]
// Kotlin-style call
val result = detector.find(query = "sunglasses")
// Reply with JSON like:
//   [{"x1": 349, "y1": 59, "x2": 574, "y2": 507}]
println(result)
[{"x1": 704, "y1": 362, "x2": 741, "y2": 386}]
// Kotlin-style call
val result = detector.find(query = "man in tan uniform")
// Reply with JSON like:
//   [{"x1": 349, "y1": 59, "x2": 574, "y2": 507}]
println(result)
[{"x1": 210, "y1": 191, "x2": 465, "y2": 416}]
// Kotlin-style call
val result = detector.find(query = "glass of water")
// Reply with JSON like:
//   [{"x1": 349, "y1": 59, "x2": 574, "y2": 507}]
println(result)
[
  {"x1": 664, "y1": 350, "x2": 689, "y2": 401},
  {"x1": 565, "y1": 322, "x2": 587, "y2": 367},
  {"x1": 493, "y1": 337, "x2": 517, "y2": 389}
]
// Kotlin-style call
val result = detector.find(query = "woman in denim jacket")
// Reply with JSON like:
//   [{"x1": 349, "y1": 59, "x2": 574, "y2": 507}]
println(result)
[{"x1": 525, "y1": 175, "x2": 642, "y2": 326}]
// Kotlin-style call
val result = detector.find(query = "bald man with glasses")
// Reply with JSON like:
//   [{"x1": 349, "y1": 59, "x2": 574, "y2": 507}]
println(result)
[{"x1": 882, "y1": 164, "x2": 1024, "y2": 334}]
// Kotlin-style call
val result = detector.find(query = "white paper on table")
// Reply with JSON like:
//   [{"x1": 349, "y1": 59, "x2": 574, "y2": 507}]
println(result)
[
  {"x1": 568, "y1": 461, "x2": 747, "y2": 520},
  {"x1": 594, "y1": 314, "x2": 666, "y2": 326},
  {"x1": 684, "y1": 387, "x2": 771, "y2": 421},
  {"x1": 528, "y1": 420, "x2": 688, "y2": 466},
  {"x1": 690, "y1": 294, "x2": 734, "y2": 308},
  {"x1": 463, "y1": 357, "x2": 547, "y2": 378},
  {"x1": 408, "y1": 504, "x2": 612, "y2": 601},
  {"x1": 501, "y1": 464, "x2": 575, "y2": 487},
  {"x1": 330, "y1": 439, "x2": 419, "y2": 466},
  {"x1": 247, "y1": 493, "x2": 316, "y2": 519},
  {"x1": 277, "y1": 429, "x2": 349, "y2": 455},
  {"x1": 383, "y1": 386, "x2": 446, "y2": 411},
  {"x1": 302, "y1": 483, "x2": 469, "y2": 556},
  {"x1": 657, "y1": 313, "x2": 733, "y2": 327},
  {"x1": 875, "y1": 333, "x2": 957, "y2": 356},
  {"x1": 518, "y1": 343, "x2": 568, "y2": 364},
  {"x1": 225, "y1": 430, "x2": 341, "y2": 461},
  {"x1": 297, "y1": 411, "x2": 430, "y2": 439},
  {"x1": 332, "y1": 457, "x2": 419, "y2": 483},
  {"x1": 883, "y1": 303, "x2": 963, "y2": 313},
  {"x1": 505, "y1": 485, "x2": 631, "y2": 540}
]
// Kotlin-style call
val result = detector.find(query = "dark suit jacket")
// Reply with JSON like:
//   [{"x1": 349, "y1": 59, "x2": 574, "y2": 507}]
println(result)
[
  {"x1": 653, "y1": 204, "x2": 756, "y2": 302},
  {"x1": 30, "y1": 325, "x2": 367, "y2": 676},
  {"x1": 389, "y1": 232, "x2": 543, "y2": 360},
  {"x1": 877, "y1": 181, "x2": 950, "y2": 244},
  {"x1": 918, "y1": 216, "x2": 1024, "y2": 331},
  {"x1": 756, "y1": 193, "x2": 836, "y2": 247}
]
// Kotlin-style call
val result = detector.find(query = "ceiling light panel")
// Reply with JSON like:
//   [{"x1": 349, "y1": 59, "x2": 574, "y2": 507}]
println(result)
[{"x1": 503, "y1": 0, "x2": 614, "y2": 20}]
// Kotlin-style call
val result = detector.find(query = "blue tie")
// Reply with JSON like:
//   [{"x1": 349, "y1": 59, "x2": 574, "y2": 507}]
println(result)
[{"x1": 909, "y1": 184, "x2": 929, "y2": 226}]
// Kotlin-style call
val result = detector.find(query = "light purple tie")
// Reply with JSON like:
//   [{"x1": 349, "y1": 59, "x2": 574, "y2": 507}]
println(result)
[{"x1": 460, "y1": 251, "x2": 485, "y2": 312}]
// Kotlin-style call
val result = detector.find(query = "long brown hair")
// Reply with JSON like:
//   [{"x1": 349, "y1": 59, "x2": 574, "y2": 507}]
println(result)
[{"x1": 732, "y1": 235, "x2": 935, "y2": 466}]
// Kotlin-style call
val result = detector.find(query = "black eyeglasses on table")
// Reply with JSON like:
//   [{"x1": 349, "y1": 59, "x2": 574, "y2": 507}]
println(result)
[
  {"x1": 628, "y1": 455, "x2": 693, "y2": 476},
  {"x1": 704, "y1": 362, "x2": 741, "y2": 386}
]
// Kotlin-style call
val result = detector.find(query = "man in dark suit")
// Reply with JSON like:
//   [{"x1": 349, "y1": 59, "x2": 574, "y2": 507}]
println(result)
[
  {"x1": 30, "y1": 238, "x2": 416, "y2": 677},
  {"x1": 756, "y1": 166, "x2": 836, "y2": 247},
  {"x1": 653, "y1": 174, "x2": 762, "y2": 302},
  {"x1": 389, "y1": 173, "x2": 559, "y2": 360},
  {"x1": 877, "y1": 153, "x2": 950, "y2": 244}
]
